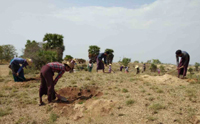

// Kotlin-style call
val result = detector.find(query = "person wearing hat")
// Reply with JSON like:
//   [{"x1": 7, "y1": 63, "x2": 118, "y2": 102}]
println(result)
[
  {"x1": 39, "y1": 61, "x2": 74, "y2": 106},
  {"x1": 175, "y1": 50, "x2": 190, "y2": 79},
  {"x1": 9, "y1": 58, "x2": 32, "y2": 82},
  {"x1": 96, "y1": 51, "x2": 109, "y2": 73},
  {"x1": 135, "y1": 65, "x2": 140, "y2": 74}
]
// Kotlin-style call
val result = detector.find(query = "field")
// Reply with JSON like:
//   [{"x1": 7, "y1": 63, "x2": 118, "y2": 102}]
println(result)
[{"x1": 0, "y1": 63, "x2": 200, "y2": 124}]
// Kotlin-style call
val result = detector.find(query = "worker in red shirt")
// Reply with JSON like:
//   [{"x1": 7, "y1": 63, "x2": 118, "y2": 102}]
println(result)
[{"x1": 39, "y1": 60, "x2": 75, "y2": 106}]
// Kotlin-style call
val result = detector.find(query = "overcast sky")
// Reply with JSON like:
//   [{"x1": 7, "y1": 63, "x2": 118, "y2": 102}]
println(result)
[{"x1": 0, "y1": 0, "x2": 199, "y2": 64}]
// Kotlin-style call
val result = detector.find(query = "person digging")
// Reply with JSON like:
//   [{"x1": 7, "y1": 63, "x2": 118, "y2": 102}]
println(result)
[
  {"x1": 39, "y1": 61, "x2": 74, "y2": 106},
  {"x1": 9, "y1": 58, "x2": 32, "y2": 82},
  {"x1": 176, "y1": 50, "x2": 190, "y2": 79},
  {"x1": 96, "y1": 51, "x2": 109, "y2": 73},
  {"x1": 135, "y1": 65, "x2": 140, "y2": 74}
]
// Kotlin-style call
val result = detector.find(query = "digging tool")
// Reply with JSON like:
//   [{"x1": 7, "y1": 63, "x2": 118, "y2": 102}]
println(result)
[
  {"x1": 56, "y1": 94, "x2": 68, "y2": 102},
  {"x1": 167, "y1": 69, "x2": 176, "y2": 74},
  {"x1": 167, "y1": 66, "x2": 184, "y2": 74}
]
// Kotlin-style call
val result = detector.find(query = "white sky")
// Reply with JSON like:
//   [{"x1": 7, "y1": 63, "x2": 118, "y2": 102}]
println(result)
[{"x1": 0, "y1": 0, "x2": 200, "y2": 64}]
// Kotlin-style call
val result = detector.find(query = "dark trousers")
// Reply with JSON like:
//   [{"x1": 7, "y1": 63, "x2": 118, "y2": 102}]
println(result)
[
  {"x1": 96, "y1": 59, "x2": 104, "y2": 70},
  {"x1": 178, "y1": 55, "x2": 190, "y2": 76},
  {"x1": 39, "y1": 65, "x2": 56, "y2": 102},
  {"x1": 11, "y1": 64, "x2": 25, "y2": 82}
]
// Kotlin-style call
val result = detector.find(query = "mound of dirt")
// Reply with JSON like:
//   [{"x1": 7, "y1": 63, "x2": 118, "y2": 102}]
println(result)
[
  {"x1": 53, "y1": 87, "x2": 115, "y2": 120},
  {"x1": 142, "y1": 74, "x2": 189, "y2": 86}
]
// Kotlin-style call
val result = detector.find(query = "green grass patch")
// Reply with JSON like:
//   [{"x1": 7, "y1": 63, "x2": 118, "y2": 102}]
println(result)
[
  {"x1": 147, "y1": 116, "x2": 157, "y2": 121},
  {"x1": 126, "y1": 99, "x2": 135, "y2": 106},
  {"x1": 0, "y1": 107, "x2": 12, "y2": 117},
  {"x1": 122, "y1": 89, "x2": 128, "y2": 93},
  {"x1": 49, "y1": 112, "x2": 59, "y2": 122},
  {"x1": 149, "y1": 103, "x2": 165, "y2": 112}
]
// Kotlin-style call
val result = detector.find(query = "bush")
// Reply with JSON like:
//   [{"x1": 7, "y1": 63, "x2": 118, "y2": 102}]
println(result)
[
  {"x1": 150, "y1": 64, "x2": 157, "y2": 72},
  {"x1": 188, "y1": 67, "x2": 193, "y2": 74},
  {"x1": 33, "y1": 50, "x2": 58, "y2": 69},
  {"x1": 152, "y1": 59, "x2": 161, "y2": 64},
  {"x1": 160, "y1": 65, "x2": 165, "y2": 73},
  {"x1": 194, "y1": 62, "x2": 200, "y2": 71},
  {"x1": 120, "y1": 58, "x2": 131, "y2": 67}
]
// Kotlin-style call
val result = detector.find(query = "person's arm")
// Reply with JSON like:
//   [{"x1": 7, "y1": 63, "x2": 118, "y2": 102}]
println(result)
[
  {"x1": 17, "y1": 62, "x2": 28, "y2": 74},
  {"x1": 54, "y1": 70, "x2": 65, "y2": 85},
  {"x1": 176, "y1": 55, "x2": 179, "y2": 67}
]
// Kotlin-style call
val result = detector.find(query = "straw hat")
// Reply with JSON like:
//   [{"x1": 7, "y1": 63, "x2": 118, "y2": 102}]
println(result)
[
  {"x1": 62, "y1": 61, "x2": 74, "y2": 69},
  {"x1": 26, "y1": 58, "x2": 32, "y2": 66},
  {"x1": 135, "y1": 65, "x2": 139, "y2": 69}
]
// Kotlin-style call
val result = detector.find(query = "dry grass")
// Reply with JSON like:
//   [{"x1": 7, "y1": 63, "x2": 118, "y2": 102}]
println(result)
[{"x1": 0, "y1": 63, "x2": 200, "y2": 124}]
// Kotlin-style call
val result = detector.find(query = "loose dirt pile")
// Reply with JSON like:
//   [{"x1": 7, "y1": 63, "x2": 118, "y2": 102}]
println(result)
[
  {"x1": 53, "y1": 87, "x2": 115, "y2": 121},
  {"x1": 141, "y1": 74, "x2": 190, "y2": 86}
]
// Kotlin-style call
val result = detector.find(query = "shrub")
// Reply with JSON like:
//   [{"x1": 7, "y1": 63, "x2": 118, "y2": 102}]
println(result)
[
  {"x1": 160, "y1": 65, "x2": 165, "y2": 73},
  {"x1": 188, "y1": 67, "x2": 193, "y2": 74},
  {"x1": 120, "y1": 58, "x2": 131, "y2": 66},
  {"x1": 150, "y1": 64, "x2": 157, "y2": 72}
]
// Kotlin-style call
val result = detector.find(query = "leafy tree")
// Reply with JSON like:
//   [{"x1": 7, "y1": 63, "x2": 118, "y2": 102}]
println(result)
[
  {"x1": 88, "y1": 45, "x2": 100, "y2": 63},
  {"x1": 105, "y1": 48, "x2": 114, "y2": 64},
  {"x1": 134, "y1": 61, "x2": 139, "y2": 63},
  {"x1": 1, "y1": 45, "x2": 17, "y2": 62},
  {"x1": 150, "y1": 63, "x2": 157, "y2": 72},
  {"x1": 121, "y1": 58, "x2": 131, "y2": 66},
  {"x1": 195, "y1": 62, "x2": 200, "y2": 71},
  {"x1": 64, "y1": 55, "x2": 73, "y2": 61},
  {"x1": 34, "y1": 50, "x2": 58, "y2": 69},
  {"x1": 152, "y1": 59, "x2": 161, "y2": 64},
  {"x1": 43, "y1": 33, "x2": 65, "y2": 62},
  {"x1": 24, "y1": 40, "x2": 41, "y2": 60}
]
